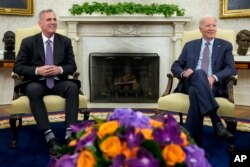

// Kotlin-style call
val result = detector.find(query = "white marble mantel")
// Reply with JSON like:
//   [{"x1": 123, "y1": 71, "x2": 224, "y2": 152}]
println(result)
[
  {"x1": 59, "y1": 15, "x2": 192, "y2": 108},
  {"x1": 59, "y1": 15, "x2": 192, "y2": 59},
  {"x1": 59, "y1": 15, "x2": 192, "y2": 23}
]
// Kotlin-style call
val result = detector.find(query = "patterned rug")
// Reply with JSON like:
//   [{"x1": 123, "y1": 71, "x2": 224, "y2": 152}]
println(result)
[{"x1": 1, "y1": 109, "x2": 250, "y2": 132}]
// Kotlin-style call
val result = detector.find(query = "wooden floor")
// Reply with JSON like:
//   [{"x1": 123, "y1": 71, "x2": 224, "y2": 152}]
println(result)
[{"x1": 0, "y1": 104, "x2": 250, "y2": 119}]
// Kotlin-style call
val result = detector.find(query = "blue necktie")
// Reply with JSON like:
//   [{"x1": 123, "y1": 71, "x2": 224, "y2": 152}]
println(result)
[
  {"x1": 201, "y1": 42, "x2": 210, "y2": 74},
  {"x1": 45, "y1": 40, "x2": 54, "y2": 89}
]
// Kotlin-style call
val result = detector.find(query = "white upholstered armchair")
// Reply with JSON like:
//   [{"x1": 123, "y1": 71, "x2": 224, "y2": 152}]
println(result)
[
  {"x1": 157, "y1": 28, "x2": 238, "y2": 136},
  {"x1": 9, "y1": 26, "x2": 89, "y2": 148}
]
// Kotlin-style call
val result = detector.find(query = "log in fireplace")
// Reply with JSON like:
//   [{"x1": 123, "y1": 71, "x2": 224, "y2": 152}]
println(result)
[{"x1": 89, "y1": 53, "x2": 159, "y2": 103}]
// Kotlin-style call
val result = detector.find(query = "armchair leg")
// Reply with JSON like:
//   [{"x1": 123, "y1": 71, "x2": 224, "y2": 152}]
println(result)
[
  {"x1": 79, "y1": 109, "x2": 90, "y2": 121},
  {"x1": 179, "y1": 113, "x2": 184, "y2": 125},
  {"x1": 9, "y1": 114, "x2": 23, "y2": 149},
  {"x1": 224, "y1": 118, "x2": 237, "y2": 133}
]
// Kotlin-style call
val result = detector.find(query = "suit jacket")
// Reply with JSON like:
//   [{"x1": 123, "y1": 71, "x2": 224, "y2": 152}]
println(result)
[
  {"x1": 171, "y1": 38, "x2": 236, "y2": 97},
  {"x1": 13, "y1": 32, "x2": 80, "y2": 91}
]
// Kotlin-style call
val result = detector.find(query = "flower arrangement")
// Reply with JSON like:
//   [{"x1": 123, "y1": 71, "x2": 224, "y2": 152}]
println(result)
[
  {"x1": 49, "y1": 108, "x2": 211, "y2": 167},
  {"x1": 69, "y1": 2, "x2": 185, "y2": 17}
]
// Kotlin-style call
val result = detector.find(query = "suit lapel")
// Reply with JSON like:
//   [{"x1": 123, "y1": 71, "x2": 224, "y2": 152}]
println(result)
[
  {"x1": 53, "y1": 34, "x2": 60, "y2": 64},
  {"x1": 36, "y1": 34, "x2": 45, "y2": 63},
  {"x1": 193, "y1": 39, "x2": 202, "y2": 69},
  {"x1": 211, "y1": 39, "x2": 220, "y2": 67}
]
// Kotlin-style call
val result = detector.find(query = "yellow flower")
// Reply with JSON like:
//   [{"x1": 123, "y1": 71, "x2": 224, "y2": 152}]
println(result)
[
  {"x1": 180, "y1": 132, "x2": 189, "y2": 146},
  {"x1": 68, "y1": 139, "x2": 77, "y2": 147},
  {"x1": 162, "y1": 143, "x2": 186, "y2": 166},
  {"x1": 77, "y1": 150, "x2": 96, "y2": 167},
  {"x1": 98, "y1": 120, "x2": 119, "y2": 138},
  {"x1": 140, "y1": 128, "x2": 153, "y2": 140},
  {"x1": 100, "y1": 136, "x2": 123, "y2": 158},
  {"x1": 123, "y1": 146, "x2": 139, "y2": 159},
  {"x1": 149, "y1": 119, "x2": 163, "y2": 128},
  {"x1": 79, "y1": 126, "x2": 93, "y2": 140}
]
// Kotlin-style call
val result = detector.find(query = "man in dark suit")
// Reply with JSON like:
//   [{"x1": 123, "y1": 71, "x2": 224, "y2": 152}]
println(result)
[
  {"x1": 171, "y1": 15, "x2": 236, "y2": 145},
  {"x1": 13, "y1": 9, "x2": 80, "y2": 157}
]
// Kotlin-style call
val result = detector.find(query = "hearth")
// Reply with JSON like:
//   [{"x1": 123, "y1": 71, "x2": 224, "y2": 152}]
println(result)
[{"x1": 89, "y1": 53, "x2": 159, "y2": 103}]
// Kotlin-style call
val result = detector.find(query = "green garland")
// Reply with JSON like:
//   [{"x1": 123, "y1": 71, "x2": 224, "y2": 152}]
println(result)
[{"x1": 69, "y1": 2, "x2": 185, "y2": 17}]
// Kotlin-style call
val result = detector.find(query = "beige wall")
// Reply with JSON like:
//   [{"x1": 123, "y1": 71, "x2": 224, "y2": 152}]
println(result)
[
  {"x1": 0, "y1": 0, "x2": 250, "y2": 104},
  {"x1": 0, "y1": 0, "x2": 250, "y2": 50}
]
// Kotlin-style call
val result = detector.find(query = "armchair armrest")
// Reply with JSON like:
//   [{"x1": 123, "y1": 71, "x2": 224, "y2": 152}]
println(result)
[
  {"x1": 11, "y1": 72, "x2": 25, "y2": 100},
  {"x1": 68, "y1": 72, "x2": 80, "y2": 80},
  {"x1": 11, "y1": 71, "x2": 85, "y2": 99},
  {"x1": 161, "y1": 73, "x2": 174, "y2": 97},
  {"x1": 70, "y1": 72, "x2": 84, "y2": 95},
  {"x1": 227, "y1": 75, "x2": 237, "y2": 103},
  {"x1": 160, "y1": 73, "x2": 237, "y2": 103}
]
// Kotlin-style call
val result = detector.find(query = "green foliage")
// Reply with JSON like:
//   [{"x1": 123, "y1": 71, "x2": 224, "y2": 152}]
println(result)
[{"x1": 69, "y1": 2, "x2": 185, "y2": 17}]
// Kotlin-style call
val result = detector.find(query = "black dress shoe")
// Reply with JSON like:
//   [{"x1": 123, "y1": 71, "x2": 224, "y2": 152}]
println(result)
[
  {"x1": 215, "y1": 122, "x2": 234, "y2": 138},
  {"x1": 47, "y1": 138, "x2": 61, "y2": 158}
]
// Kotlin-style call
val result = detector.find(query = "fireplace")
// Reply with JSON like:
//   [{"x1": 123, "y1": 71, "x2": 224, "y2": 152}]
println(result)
[
  {"x1": 89, "y1": 53, "x2": 159, "y2": 103},
  {"x1": 59, "y1": 15, "x2": 191, "y2": 107}
]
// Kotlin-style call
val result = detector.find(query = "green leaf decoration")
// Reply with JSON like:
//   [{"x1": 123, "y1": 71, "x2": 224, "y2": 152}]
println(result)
[
  {"x1": 57, "y1": 145, "x2": 75, "y2": 155},
  {"x1": 69, "y1": 2, "x2": 185, "y2": 17}
]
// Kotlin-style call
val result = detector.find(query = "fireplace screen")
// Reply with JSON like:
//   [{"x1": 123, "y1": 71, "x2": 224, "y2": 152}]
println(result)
[{"x1": 89, "y1": 53, "x2": 159, "y2": 103}]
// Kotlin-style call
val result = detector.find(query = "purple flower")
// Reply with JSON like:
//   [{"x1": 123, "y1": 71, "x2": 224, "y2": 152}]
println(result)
[
  {"x1": 132, "y1": 111, "x2": 151, "y2": 128},
  {"x1": 108, "y1": 108, "x2": 150, "y2": 128},
  {"x1": 122, "y1": 126, "x2": 144, "y2": 149},
  {"x1": 70, "y1": 121, "x2": 94, "y2": 133},
  {"x1": 153, "y1": 114, "x2": 183, "y2": 146},
  {"x1": 110, "y1": 154, "x2": 126, "y2": 167},
  {"x1": 76, "y1": 129, "x2": 97, "y2": 151},
  {"x1": 108, "y1": 108, "x2": 133, "y2": 121},
  {"x1": 126, "y1": 148, "x2": 160, "y2": 167},
  {"x1": 184, "y1": 145, "x2": 212, "y2": 167},
  {"x1": 50, "y1": 154, "x2": 75, "y2": 167}
]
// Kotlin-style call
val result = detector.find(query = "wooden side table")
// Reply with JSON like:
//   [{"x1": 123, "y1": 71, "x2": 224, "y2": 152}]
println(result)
[
  {"x1": 0, "y1": 60, "x2": 15, "y2": 68},
  {"x1": 234, "y1": 55, "x2": 250, "y2": 70}
]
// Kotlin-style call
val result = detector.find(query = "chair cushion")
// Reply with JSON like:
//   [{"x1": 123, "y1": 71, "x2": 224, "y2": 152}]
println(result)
[
  {"x1": 11, "y1": 95, "x2": 88, "y2": 115},
  {"x1": 158, "y1": 93, "x2": 235, "y2": 117}
]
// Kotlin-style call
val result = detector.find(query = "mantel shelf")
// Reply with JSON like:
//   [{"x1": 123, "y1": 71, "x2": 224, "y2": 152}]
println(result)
[{"x1": 59, "y1": 15, "x2": 192, "y2": 23}]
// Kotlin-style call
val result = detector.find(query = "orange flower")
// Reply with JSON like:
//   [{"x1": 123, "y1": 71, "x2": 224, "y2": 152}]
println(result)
[
  {"x1": 140, "y1": 128, "x2": 153, "y2": 140},
  {"x1": 68, "y1": 139, "x2": 77, "y2": 146},
  {"x1": 100, "y1": 136, "x2": 123, "y2": 158},
  {"x1": 162, "y1": 143, "x2": 186, "y2": 166},
  {"x1": 123, "y1": 146, "x2": 139, "y2": 159},
  {"x1": 79, "y1": 126, "x2": 93, "y2": 140},
  {"x1": 180, "y1": 132, "x2": 189, "y2": 146},
  {"x1": 98, "y1": 120, "x2": 119, "y2": 138},
  {"x1": 77, "y1": 150, "x2": 96, "y2": 167},
  {"x1": 149, "y1": 119, "x2": 163, "y2": 128}
]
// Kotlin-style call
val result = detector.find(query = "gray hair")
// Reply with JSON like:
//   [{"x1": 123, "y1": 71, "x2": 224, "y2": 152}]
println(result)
[
  {"x1": 38, "y1": 9, "x2": 55, "y2": 20},
  {"x1": 199, "y1": 15, "x2": 217, "y2": 27}
]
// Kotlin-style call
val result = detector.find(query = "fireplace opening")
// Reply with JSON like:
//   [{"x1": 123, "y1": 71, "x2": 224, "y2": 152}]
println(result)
[{"x1": 89, "y1": 53, "x2": 159, "y2": 103}]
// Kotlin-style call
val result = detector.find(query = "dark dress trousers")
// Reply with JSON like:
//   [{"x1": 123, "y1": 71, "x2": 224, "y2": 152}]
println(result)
[
  {"x1": 13, "y1": 33, "x2": 80, "y2": 131},
  {"x1": 171, "y1": 38, "x2": 237, "y2": 142}
]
